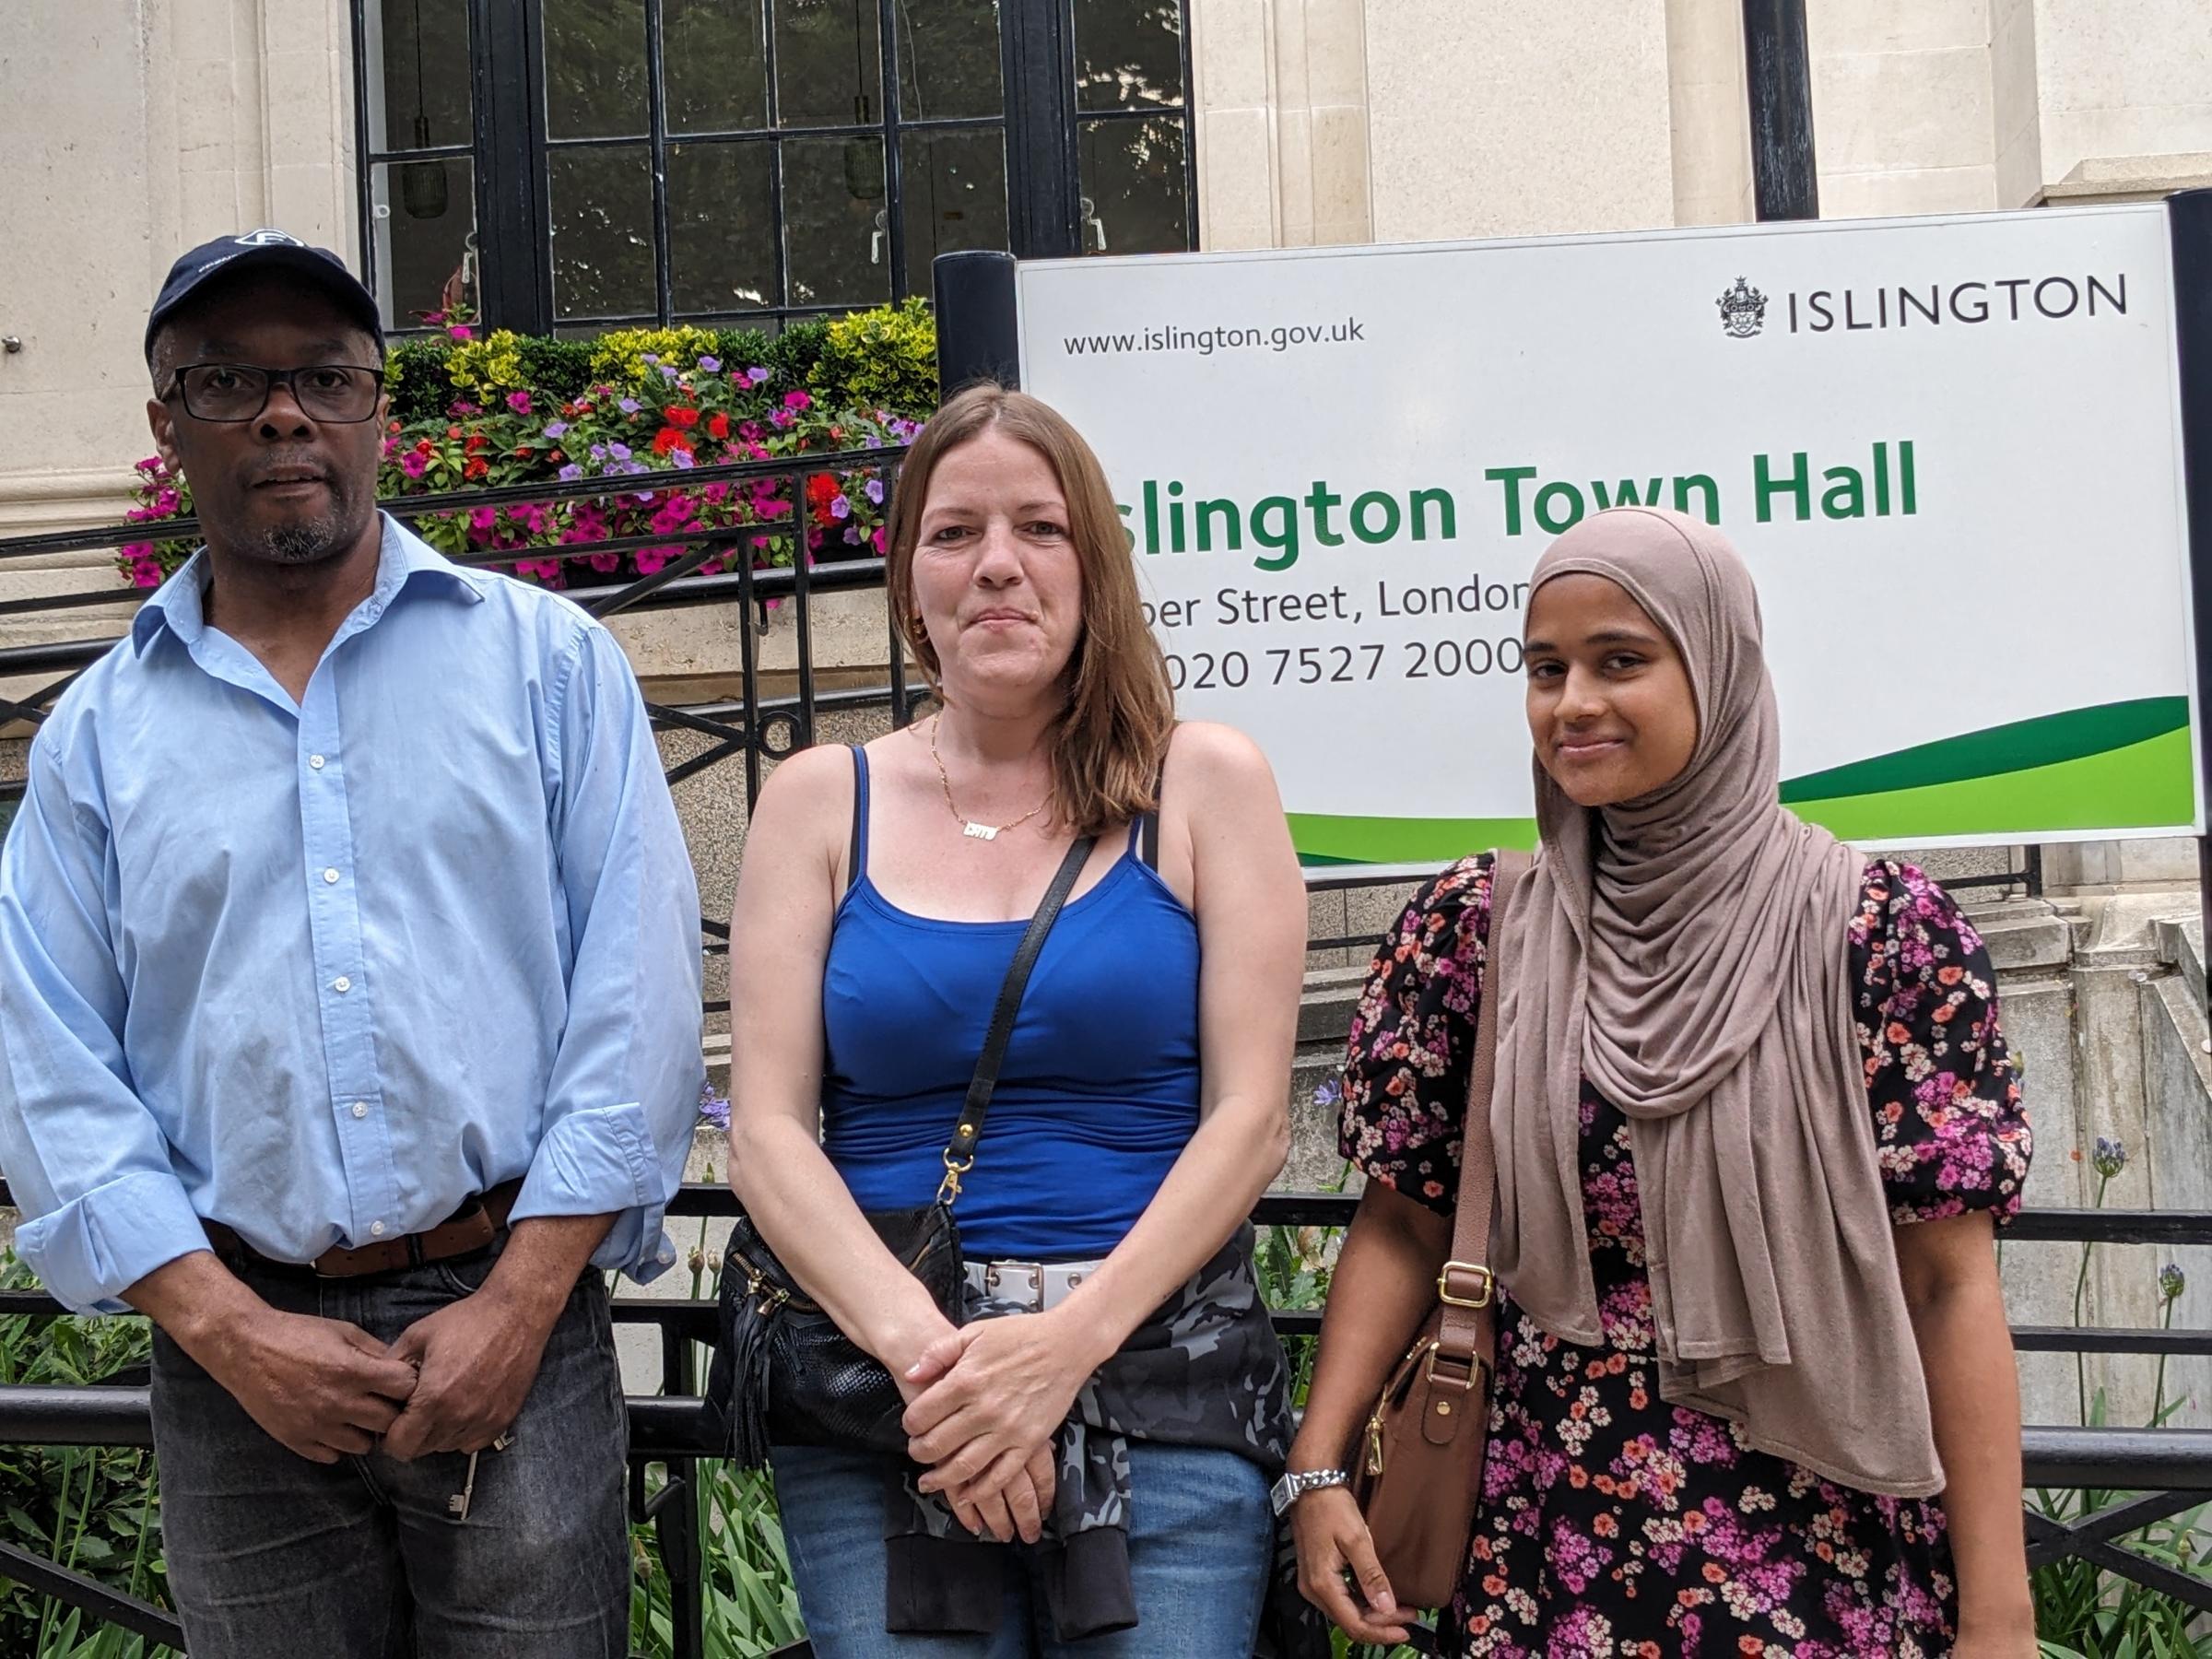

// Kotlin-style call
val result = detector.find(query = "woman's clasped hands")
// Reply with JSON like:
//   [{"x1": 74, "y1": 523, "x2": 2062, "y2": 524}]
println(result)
[{"x1": 895, "y1": 1306, "x2": 1111, "y2": 1548}]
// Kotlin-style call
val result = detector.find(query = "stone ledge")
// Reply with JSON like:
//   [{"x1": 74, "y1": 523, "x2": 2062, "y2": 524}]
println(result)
[{"x1": 2043, "y1": 151, "x2": 2212, "y2": 204}]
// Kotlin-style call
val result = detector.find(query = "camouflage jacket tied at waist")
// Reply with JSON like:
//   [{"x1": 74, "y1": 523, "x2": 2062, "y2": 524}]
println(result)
[{"x1": 884, "y1": 1225, "x2": 1330, "y2": 1656}]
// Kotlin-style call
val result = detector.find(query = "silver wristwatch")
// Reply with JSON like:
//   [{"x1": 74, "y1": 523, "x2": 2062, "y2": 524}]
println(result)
[{"x1": 1270, "y1": 1466, "x2": 1350, "y2": 1515}]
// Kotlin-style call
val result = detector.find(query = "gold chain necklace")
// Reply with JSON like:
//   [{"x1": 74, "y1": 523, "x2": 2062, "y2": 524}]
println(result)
[{"x1": 930, "y1": 717, "x2": 1052, "y2": 841}]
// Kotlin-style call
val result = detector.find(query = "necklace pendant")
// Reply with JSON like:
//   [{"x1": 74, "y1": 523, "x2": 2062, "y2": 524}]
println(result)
[{"x1": 962, "y1": 820, "x2": 1000, "y2": 841}]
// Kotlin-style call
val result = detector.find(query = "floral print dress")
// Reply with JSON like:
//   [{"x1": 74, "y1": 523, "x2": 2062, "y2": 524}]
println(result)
[{"x1": 1338, "y1": 855, "x2": 2032, "y2": 1658}]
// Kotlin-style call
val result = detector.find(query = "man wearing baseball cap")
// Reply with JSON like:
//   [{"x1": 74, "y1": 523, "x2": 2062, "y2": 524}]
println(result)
[{"x1": 0, "y1": 230, "x2": 704, "y2": 1654}]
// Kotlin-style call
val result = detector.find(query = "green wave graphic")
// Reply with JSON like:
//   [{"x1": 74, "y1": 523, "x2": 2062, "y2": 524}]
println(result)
[
  {"x1": 1779, "y1": 697, "x2": 2188, "y2": 804},
  {"x1": 1288, "y1": 701, "x2": 2196, "y2": 865}
]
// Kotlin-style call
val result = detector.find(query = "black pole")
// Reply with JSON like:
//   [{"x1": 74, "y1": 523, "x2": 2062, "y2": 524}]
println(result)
[
  {"x1": 933, "y1": 250, "x2": 1022, "y2": 394},
  {"x1": 1001, "y1": 0, "x2": 1081, "y2": 259},
  {"x1": 1743, "y1": 0, "x2": 1819, "y2": 220},
  {"x1": 2167, "y1": 190, "x2": 2212, "y2": 1016}
]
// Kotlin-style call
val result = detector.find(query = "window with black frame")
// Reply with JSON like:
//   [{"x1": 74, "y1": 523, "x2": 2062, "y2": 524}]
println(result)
[{"x1": 352, "y1": 0, "x2": 1195, "y2": 336}]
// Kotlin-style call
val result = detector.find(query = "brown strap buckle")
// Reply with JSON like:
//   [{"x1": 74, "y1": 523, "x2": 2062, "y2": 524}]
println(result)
[{"x1": 1438, "y1": 1260, "x2": 1494, "y2": 1309}]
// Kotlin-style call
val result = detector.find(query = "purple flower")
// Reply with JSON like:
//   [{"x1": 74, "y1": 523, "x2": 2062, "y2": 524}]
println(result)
[
  {"x1": 608, "y1": 442, "x2": 632, "y2": 462},
  {"x1": 544, "y1": 420, "x2": 570, "y2": 439},
  {"x1": 641, "y1": 352, "x2": 660, "y2": 366},
  {"x1": 2093, "y1": 1135, "x2": 2128, "y2": 1181},
  {"x1": 400, "y1": 452, "x2": 428, "y2": 479},
  {"x1": 589, "y1": 443, "x2": 607, "y2": 461},
  {"x1": 747, "y1": 366, "x2": 771, "y2": 383},
  {"x1": 559, "y1": 463, "x2": 583, "y2": 482},
  {"x1": 864, "y1": 477, "x2": 885, "y2": 504},
  {"x1": 698, "y1": 356, "x2": 721, "y2": 372},
  {"x1": 660, "y1": 366, "x2": 678, "y2": 380},
  {"x1": 830, "y1": 494, "x2": 851, "y2": 520},
  {"x1": 699, "y1": 1081, "x2": 731, "y2": 1131},
  {"x1": 618, "y1": 397, "x2": 641, "y2": 416},
  {"x1": 672, "y1": 449, "x2": 695, "y2": 470}
]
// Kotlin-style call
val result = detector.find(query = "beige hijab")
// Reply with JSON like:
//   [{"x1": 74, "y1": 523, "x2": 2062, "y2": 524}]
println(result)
[{"x1": 1488, "y1": 507, "x2": 1943, "y2": 1499}]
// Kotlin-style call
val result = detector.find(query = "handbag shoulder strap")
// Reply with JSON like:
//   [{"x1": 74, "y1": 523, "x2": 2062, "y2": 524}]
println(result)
[
  {"x1": 1437, "y1": 848, "x2": 1533, "y2": 1362},
  {"x1": 935, "y1": 833, "x2": 1098, "y2": 1206}
]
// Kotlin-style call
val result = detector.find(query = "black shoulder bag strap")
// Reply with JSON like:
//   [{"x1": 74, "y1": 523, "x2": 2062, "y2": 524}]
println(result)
[{"x1": 935, "y1": 833, "x2": 1098, "y2": 1206}]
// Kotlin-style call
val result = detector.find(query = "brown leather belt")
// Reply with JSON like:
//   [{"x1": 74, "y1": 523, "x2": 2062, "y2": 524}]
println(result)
[{"x1": 204, "y1": 1180, "x2": 523, "y2": 1279}]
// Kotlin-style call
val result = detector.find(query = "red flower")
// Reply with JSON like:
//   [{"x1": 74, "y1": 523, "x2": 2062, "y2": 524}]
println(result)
[
  {"x1": 514, "y1": 445, "x2": 534, "y2": 458},
  {"x1": 665, "y1": 406, "x2": 699, "y2": 429},
  {"x1": 653, "y1": 427, "x2": 692, "y2": 456},
  {"x1": 465, "y1": 432, "x2": 488, "y2": 453},
  {"x1": 465, "y1": 457, "x2": 489, "y2": 480},
  {"x1": 706, "y1": 412, "x2": 730, "y2": 441},
  {"x1": 447, "y1": 425, "x2": 464, "y2": 441}
]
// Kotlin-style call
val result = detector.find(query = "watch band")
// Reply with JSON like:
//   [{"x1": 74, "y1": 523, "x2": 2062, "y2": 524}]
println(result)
[{"x1": 1270, "y1": 1466, "x2": 1350, "y2": 1515}]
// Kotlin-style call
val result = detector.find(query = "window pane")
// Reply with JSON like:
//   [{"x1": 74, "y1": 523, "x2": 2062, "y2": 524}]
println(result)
[
  {"x1": 549, "y1": 145, "x2": 658, "y2": 318},
  {"x1": 669, "y1": 142, "x2": 778, "y2": 313},
  {"x1": 369, "y1": 159, "x2": 477, "y2": 330},
  {"x1": 665, "y1": 0, "x2": 769, "y2": 133},
  {"x1": 1074, "y1": 0, "x2": 1183, "y2": 113},
  {"x1": 774, "y1": 0, "x2": 883, "y2": 128},
  {"x1": 782, "y1": 136, "x2": 892, "y2": 308},
  {"x1": 544, "y1": 0, "x2": 648, "y2": 139},
  {"x1": 1078, "y1": 115, "x2": 1187, "y2": 254},
  {"x1": 900, "y1": 128, "x2": 1006, "y2": 295},
  {"x1": 366, "y1": 0, "x2": 471, "y2": 153},
  {"x1": 896, "y1": 0, "x2": 1002, "y2": 122}
]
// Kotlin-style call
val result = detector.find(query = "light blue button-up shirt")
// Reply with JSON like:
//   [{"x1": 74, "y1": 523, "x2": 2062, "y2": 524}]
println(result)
[{"x1": 0, "y1": 517, "x2": 705, "y2": 1311}]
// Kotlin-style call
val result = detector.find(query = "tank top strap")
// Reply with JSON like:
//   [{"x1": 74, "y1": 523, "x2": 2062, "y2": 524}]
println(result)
[
  {"x1": 847, "y1": 746, "x2": 870, "y2": 892},
  {"x1": 1133, "y1": 759, "x2": 1167, "y2": 869}
]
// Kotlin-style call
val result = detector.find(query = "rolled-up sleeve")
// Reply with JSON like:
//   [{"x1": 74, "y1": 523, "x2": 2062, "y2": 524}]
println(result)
[
  {"x1": 0, "y1": 737, "x2": 206, "y2": 1311},
  {"x1": 514, "y1": 623, "x2": 703, "y2": 1281}
]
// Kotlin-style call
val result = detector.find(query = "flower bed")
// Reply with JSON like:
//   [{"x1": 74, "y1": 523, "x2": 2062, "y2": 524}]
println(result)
[{"x1": 118, "y1": 302, "x2": 937, "y2": 593}]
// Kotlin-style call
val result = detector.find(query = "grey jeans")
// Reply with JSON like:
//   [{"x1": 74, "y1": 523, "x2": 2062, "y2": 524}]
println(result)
[{"x1": 149, "y1": 1241, "x2": 630, "y2": 1659}]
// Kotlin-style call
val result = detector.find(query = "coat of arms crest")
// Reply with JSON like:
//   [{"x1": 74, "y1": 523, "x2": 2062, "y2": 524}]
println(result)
[{"x1": 1717, "y1": 276, "x2": 1767, "y2": 338}]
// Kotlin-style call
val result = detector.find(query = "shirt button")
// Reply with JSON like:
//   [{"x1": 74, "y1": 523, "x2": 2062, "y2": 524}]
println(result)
[
  {"x1": 322, "y1": 867, "x2": 340, "y2": 885},
  {"x1": 309, "y1": 755, "x2": 326, "y2": 771},
  {"x1": 349, "y1": 1101, "x2": 368, "y2": 1119},
  {"x1": 370, "y1": 1221, "x2": 387, "y2": 1238},
  {"x1": 333, "y1": 975, "x2": 352, "y2": 993}
]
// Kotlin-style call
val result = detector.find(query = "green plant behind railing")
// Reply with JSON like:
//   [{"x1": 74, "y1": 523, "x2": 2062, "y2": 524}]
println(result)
[{"x1": 0, "y1": 1256, "x2": 174, "y2": 1659}]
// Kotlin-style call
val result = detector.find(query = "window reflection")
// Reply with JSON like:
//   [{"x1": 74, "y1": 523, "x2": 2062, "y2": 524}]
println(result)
[
  {"x1": 895, "y1": 0, "x2": 1002, "y2": 122},
  {"x1": 543, "y1": 0, "x2": 650, "y2": 139},
  {"x1": 669, "y1": 143, "x2": 779, "y2": 311},
  {"x1": 776, "y1": 0, "x2": 885, "y2": 128},
  {"x1": 549, "y1": 146, "x2": 658, "y2": 318},
  {"x1": 1078, "y1": 115, "x2": 1187, "y2": 254},
  {"x1": 665, "y1": 0, "x2": 770, "y2": 132},
  {"x1": 900, "y1": 128, "x2": 1007, "y2": 293},
  {"x1": 1073, "y1": 0, "x2": 1182, "y2": 112},
  {"x1": 371, "y1": 161, "x2": 477, "y2": 328}
]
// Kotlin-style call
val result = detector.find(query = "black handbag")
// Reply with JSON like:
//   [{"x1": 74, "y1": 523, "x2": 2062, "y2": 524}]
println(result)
[{"x1": 708, "y1": 833, "x2": 1097, "y2": 1467}]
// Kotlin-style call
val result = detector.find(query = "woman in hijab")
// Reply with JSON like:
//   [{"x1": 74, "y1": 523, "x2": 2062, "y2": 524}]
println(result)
[{"x1": 1286, "y1": 508, "x2": 2035, "y2": 1656}]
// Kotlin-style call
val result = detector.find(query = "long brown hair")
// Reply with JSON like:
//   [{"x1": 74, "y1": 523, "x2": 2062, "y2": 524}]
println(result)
[{"x1": 885, "y1": 383, "x2": 1174, "y2": 835}]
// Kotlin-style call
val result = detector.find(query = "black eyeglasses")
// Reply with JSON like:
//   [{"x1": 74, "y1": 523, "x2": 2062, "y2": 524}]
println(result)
[{"x1": 165, "y1": 363, "x2": 386, "y2": 424}]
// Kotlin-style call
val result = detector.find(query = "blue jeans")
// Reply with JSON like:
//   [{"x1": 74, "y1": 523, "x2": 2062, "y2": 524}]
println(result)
[
  {"x1": 771, "y1": 1441, "x2": 1273, "y2": 1658},
  {"x1": 149, "y1": 1243, "x2": 630, "y2": 1659}
]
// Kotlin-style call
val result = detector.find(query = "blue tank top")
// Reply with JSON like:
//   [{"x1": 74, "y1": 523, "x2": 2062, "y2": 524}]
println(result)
[{"x1": 820, "y1": 748, "x2": 1202, "y2": 1262}]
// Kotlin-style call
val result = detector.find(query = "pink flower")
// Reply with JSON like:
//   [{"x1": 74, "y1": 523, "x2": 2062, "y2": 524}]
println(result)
[
  {"x1": 506, "y1": 391, "x2": 533, "y2": 416},
  {"x1": 449, "y1": 324, "x2": 474, "y2": 341},
  {"x1": 400, "y1": 452, "x2": 429, "y2": 479},
  {"x1": 783, "y1": 390, "x2": 812, "y2": 411}
]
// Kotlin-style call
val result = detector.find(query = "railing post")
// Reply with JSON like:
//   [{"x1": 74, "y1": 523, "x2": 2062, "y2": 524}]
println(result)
[
  {"x1": 656, "y1": 1323, "x2": 706, "y2": 1659},
  {"x1": 2168, "y1": 189, "x2": 2212, "y2": 1017},
  {"x1": 1742, "y1": 0, "x2": 1819, "y2": 221},
  {"x1": 933, "y1": 251, "x2": 1022, "y2": 394}
]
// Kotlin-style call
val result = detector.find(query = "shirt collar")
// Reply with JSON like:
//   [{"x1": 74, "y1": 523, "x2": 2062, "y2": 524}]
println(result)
[{"x1": 131, "y1": 512, "x2": 487, "y2": 657}]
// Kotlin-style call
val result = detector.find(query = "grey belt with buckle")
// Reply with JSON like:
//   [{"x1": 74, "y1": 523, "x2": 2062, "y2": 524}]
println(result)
[{"x1": 965, "y1": 1257, "x2": 1106, "y2": 1312}]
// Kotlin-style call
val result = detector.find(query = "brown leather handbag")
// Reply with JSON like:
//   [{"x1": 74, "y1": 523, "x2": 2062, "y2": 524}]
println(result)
[{"x1": 1347, "y1": 849, "x2": 1529, "y2": 1611}]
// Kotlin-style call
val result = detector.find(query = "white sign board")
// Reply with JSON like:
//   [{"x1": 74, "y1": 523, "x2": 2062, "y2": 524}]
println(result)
[{"x1": 1016, "y1": 206, "x2": 2200, "y2": 870}]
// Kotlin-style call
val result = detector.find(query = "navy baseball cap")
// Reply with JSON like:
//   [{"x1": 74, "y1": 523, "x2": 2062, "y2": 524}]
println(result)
[{"x1": 145, "y1": 229, "x2": 384, "y2": 364}]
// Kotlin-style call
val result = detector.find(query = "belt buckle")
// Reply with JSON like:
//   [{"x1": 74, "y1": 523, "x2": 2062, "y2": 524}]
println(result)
[{"x1": 982, "y1": 1261, "x2": 1044, "y2": 1312}]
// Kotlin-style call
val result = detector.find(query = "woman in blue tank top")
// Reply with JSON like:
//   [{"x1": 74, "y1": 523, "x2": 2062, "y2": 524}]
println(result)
[{"x1": 725, "y1": 387, "x2": 1314, "y2": 1657}]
